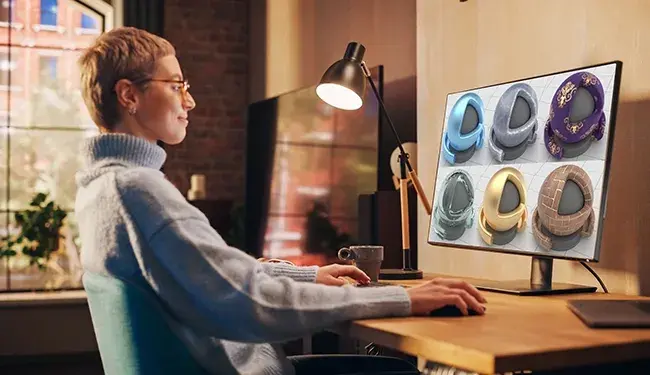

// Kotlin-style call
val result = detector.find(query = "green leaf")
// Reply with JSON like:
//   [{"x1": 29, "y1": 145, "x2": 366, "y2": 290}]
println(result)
[
  {"x1": 8, "y1": 192, "x2": 69, "y2": 271},
  {"x1": 32, "y1": 193, "x2": 48, "y2": 206}
]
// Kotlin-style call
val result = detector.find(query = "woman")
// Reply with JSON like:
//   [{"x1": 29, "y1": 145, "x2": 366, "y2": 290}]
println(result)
[{"x1": 75, "y1": 26, "x2": 486, "y2": 375}]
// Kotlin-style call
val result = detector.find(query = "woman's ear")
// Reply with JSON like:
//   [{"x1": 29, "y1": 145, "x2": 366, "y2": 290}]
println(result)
[{"x1": 114, "y1": 79, "x2": 139, "y2": 112}]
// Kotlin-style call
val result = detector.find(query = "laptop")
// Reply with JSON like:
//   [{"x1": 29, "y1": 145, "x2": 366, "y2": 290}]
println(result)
[{"x1": 568, "y1": 299, "x2": 650, "y2": 328}]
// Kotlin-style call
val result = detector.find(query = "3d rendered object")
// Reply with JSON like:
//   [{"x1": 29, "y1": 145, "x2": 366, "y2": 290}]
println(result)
[
  {"x1": 432, "y1": 170, "x2": 476, "y2": 241},
  {"x1": 545, "y1": 71, "x2": 606, "y2": 159},
  {"x1": 442, "y1": 92, "x2": 485, "y2": 165},
  {"x1": 532, "y1": 164, "x2": 595, "y2": 251},
  {"x1": 478, "y1": 167, "x2": 527, "y2": 245},
  {"x1": 489, "y1": 83, "x2": 539, "y2": 162}
]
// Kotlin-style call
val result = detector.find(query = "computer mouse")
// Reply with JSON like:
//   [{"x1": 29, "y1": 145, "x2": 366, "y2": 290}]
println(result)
[{"x1": 429, "y1": 305, "x2": 485, "y2": 317}]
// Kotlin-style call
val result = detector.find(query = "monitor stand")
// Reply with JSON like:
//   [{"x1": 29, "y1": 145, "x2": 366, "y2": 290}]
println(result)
[{"x1": 474, "y1": 256, "x2": 597, "y2": 296}]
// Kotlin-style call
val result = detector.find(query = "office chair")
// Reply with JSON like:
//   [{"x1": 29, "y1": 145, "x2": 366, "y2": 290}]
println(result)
[{"x1": 83, "y1": 272, "x2": 208, "y2": 375}]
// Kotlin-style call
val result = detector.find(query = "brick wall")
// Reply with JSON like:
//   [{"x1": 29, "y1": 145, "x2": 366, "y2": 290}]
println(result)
[{"x1": 162, "y1": 0, "x2": 249, "y2": 202}]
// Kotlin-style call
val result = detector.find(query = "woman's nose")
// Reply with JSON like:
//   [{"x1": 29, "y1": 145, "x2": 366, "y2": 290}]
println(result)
[{"x1": 184, "y1": 91, "x2": 196, "y2": 110}]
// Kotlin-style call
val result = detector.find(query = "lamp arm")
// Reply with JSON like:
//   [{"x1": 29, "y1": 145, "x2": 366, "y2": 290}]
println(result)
[{"x1": 362, "y1": 62, "x2": 433, "y2": 216}]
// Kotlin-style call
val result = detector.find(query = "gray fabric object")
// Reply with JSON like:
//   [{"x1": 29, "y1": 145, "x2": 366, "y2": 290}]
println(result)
[
  {"x1": 489, "y1": 83, "x2": 539, "y2": 162},
  {"x1": 75, "y1": 133, "x2": 412, "y2": 375}
]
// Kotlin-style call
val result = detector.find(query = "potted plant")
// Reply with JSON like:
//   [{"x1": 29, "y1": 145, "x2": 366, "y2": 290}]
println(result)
[{"x1": 0, "y1": 192, "x2": 67, "y2": 270}]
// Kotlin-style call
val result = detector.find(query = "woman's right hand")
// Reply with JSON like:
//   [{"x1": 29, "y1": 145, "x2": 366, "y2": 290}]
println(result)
[{"x1": 406, "y1": 277, "x2": 487, "y2": 316}]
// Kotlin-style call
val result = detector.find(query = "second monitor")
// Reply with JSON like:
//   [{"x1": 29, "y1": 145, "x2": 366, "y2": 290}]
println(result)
[{"x1": 427, "y1": 61, "x2": 622, "y2": 295}]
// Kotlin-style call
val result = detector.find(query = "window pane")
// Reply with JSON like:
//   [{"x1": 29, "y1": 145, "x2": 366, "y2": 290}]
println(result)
[
  {"x1": 0, "y1": 131, "x2": 6, "y2": 210},
  {"x1": 8, "y1": 47, "x2": 95, "y2": 129},
  {"x1": 0, "y1": 212, "x2": 7, "y2": 291},
  {"x1": 8, "y1": 128, "x2": 98, "y2": 211},
  {"x1": 9, "y1": 0, "x2": 103, "y2": 49},
  {"x1": 0, "y1": 52, "x2": 13, "y2": 89},
  {"x1": 40, "y1": 0, "x2": 57, "y2": 26},
  {"x1": 0, "y1": 1, "x2": 11, "y2": 24},
  {"x1": 0, "y1": 46, "x2": 12, "y2": 127},
  {"x1": 80, "y1": 13, "x2": 95, "y2": 29}
]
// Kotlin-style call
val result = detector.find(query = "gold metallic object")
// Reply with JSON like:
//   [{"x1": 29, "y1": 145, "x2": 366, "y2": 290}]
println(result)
[{"x1": 478, "y1": 167, "x2": 527, "y2": 245}]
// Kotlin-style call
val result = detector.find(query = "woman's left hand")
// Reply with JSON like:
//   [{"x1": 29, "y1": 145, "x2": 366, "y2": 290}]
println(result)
[{"x1": 315, "y1": 264, "x2": 371, "y2": 286}]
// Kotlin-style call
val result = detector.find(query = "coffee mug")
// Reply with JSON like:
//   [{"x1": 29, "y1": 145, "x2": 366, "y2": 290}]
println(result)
[{"x1": 338, "y1": 245, "x2": 384, "y2": 282}]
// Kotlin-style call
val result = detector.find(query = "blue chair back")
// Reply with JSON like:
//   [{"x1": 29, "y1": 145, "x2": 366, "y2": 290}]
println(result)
[{"x1": 83, "y1": 272, "x2": 208, "y2": 375}]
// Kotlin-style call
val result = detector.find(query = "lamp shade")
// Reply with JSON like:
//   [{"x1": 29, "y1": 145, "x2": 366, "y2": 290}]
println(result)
[{"x1": 316, "y1": 42, "x2": 367, "y2": 110}]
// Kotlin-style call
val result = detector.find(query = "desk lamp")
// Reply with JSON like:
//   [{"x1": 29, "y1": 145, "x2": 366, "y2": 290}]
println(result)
[{"x1": 316, "y1": 42, "x2": 430, "y2": 279}]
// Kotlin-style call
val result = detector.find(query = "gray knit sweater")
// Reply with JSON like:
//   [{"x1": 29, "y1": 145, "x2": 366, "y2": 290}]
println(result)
[{"x1": 74, "y1": 133, "x2": 412, "y2": 375}]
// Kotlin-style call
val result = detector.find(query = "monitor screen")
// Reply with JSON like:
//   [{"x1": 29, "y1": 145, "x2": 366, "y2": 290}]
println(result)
[
  {"x1": 427, "y1": 61, "x2": 622, "y2": 262},
  {"x1": 245, "y1": 66, "x2": 383, "y2": 265}
]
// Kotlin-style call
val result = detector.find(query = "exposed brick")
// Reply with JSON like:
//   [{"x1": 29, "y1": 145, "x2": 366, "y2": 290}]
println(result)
[{"x1": 162, "y1": 0, "x2": 249, "y2": 202}]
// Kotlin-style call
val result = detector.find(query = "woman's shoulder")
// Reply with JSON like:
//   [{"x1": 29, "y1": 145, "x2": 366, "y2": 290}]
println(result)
[
  {"x1": 115, "y1": 167, "x2": 175, "y2": 197},
  {"x1": 115, "y1": 166, "x2": 191, "y2": 213}
]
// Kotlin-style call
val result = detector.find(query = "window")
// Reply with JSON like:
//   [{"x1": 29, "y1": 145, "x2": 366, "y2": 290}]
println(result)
[
  {"x1": 0, "y1": 52, "x2": 10, "y2": 86},
  {"x1": 38, "y1": 55, "x2": 58, "y2": 82},
  {"x1": 81, "y1": 13, "x2": 96, "y2": 29},
  {"x1": 0, "y1": 0, "x2": 113, "y2": 292},
  {"x1": 40, "y1": 0, "x2": 58, "y2": 26},
  {"x1": 0, "y1": 1, "x2": 11, "y2": 23}
]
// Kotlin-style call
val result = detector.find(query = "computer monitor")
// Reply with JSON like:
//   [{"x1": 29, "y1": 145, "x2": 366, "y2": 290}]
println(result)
[
  {"x1": 245, "y1": 66, "x2": 384, "y2": 265},
  {"x1": 427, "y1": 61, "x2": 622, "y2": 295}
]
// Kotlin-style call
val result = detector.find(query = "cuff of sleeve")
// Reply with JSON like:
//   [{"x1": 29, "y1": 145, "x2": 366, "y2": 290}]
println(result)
[
  {"x1": 351, "y1": 285, "x2": 412, "y2": 317},
  {"x1": 266, "y1": 263, "x2": 319, "y2": 283}
]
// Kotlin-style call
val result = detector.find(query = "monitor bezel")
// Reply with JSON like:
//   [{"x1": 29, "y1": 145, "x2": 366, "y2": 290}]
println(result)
[{"x1": 426, "y1": 60, "x2": 623, "y2": 263}]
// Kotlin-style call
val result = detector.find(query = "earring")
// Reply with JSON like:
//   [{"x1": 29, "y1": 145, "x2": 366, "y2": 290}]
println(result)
[{"x1": 129, "y1": 107, "x2": 136, "y2": 115}]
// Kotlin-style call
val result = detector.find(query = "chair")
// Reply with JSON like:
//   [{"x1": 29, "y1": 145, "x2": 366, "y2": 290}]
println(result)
[{"x1": 83, "y1": 272, "x2": 209, "y2": 375}]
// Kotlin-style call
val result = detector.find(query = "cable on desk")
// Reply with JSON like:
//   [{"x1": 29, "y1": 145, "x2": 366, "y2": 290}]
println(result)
[{"x1": 580, "y1": 261, "x2": 609, "y2": 293}]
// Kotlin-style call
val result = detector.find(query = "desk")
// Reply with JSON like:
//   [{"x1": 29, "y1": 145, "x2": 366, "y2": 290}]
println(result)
[{"x1": 335, "y1": 274, "x2": 650, "y2": 374}]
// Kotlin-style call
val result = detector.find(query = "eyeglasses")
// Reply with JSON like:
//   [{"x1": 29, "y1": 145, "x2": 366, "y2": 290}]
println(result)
[{"x1": 133, "y1": 78, "x2": 191, "y2": 100}]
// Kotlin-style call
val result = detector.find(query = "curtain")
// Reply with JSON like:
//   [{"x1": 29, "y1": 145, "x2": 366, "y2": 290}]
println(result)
[
  {"x1": 122, "y1": 0, "x2": 166, "y2": 151},
  {"x1": 123, "y1": 0, "x2": 165, "y2": 37}
]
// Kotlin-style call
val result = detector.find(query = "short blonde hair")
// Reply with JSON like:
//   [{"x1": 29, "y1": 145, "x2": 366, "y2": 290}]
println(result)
[{"x1": 78, "y1": 27, "x2": 175, "y2": 130}]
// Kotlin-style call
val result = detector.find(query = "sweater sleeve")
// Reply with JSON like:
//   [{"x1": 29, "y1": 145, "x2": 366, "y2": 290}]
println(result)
[
  {"x1": 259, "y1": 262, "x2": 319, "y2": 283},
  {"x1": 144, "y1": 218, "x2": 411, "y2": 343},
  {"x1": 115, "y1": 171, "x2": 411, "y2": 344}
]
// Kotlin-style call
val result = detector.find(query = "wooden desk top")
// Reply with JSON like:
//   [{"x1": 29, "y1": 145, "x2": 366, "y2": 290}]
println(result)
[{"x1": 337, "y1": 274, "x2": 650, "y2": 374}]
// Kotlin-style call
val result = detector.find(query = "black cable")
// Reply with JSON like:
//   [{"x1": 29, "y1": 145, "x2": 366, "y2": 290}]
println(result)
[{"x1": 580, "y1": 261, "x2": 609, "y2": 293}]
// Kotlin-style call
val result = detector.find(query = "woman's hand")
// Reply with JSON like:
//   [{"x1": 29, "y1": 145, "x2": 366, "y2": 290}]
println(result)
[
  {"x1": 407, "y1": 277, "x2": 487, "y2": 316},
  {"x1": 315, "y1": 264, "x2": 371, "y2": 286}
]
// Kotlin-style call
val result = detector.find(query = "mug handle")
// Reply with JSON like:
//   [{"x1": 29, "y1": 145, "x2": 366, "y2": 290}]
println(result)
[{"x1": 338, "y1": 247, "x2": 356, "y2": 261}]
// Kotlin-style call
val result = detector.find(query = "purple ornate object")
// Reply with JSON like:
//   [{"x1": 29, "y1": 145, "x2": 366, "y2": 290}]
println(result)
[{"x1": 544, "y1": 71, "x2": 606, "y2": 159}]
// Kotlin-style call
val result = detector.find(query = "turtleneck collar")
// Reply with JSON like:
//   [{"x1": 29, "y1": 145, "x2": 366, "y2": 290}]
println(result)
[{"x1": 80, "y1": 133, "x2": 167, "y2": 170}]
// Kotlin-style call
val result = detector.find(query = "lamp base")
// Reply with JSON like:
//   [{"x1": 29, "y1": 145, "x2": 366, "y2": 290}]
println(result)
[{"x1": 379, "y1": 268, "x2": 423, "y2": 280}]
